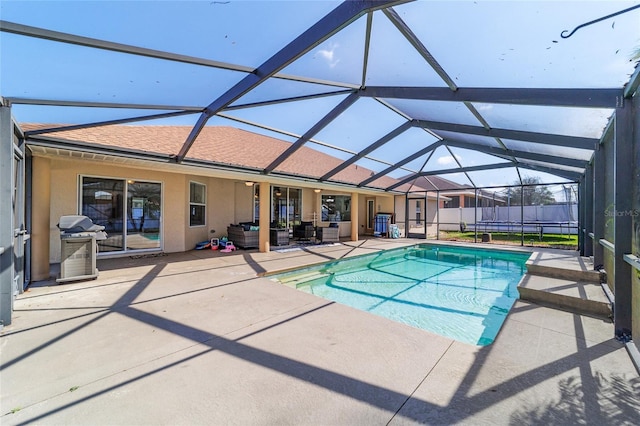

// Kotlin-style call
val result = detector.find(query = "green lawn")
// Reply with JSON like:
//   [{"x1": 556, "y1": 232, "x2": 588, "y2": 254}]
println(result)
[{"x1": 440, "y1": 231, "x2": 578, "y2": 248}]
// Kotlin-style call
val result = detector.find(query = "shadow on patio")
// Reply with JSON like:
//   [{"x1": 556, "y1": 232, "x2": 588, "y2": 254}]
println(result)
[{"x1": 2, "y1": 241, "x2": 638, "y2": 424}]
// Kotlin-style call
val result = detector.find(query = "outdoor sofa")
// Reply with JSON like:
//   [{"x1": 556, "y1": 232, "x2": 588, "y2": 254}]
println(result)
[{"x1": 227, "y1": 223, "x2": 259, "y2": 249}]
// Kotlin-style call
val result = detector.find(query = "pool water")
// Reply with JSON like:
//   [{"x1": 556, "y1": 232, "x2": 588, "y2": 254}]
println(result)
[{"x1": 273, "y1": 244, "x2": 531, "y2": 346}]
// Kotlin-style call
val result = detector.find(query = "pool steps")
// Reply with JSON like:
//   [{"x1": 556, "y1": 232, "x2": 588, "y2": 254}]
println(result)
[
  {"x1": 519, "y1": 256, "x2": 612, "y2": 321},
  {"x1": 276, "y1": 271, "x2": 330, "y2": 288}
]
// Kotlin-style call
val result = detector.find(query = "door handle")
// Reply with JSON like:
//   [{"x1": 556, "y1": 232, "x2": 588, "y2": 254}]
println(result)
[{"x1": 14, "y1": 229, "x2": 28, "y2": 237}]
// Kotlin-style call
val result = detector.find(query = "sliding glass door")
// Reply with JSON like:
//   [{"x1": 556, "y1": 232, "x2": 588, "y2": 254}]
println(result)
[
  {"x1": 272, "y1": 186, "x2": 301, "y2": 229},
  {"x1": 126, "y1": 181, "x2": 161, "y2": 250},
  {"x1": 81, "y1": 176, "x2": 161, "y2": 253}
]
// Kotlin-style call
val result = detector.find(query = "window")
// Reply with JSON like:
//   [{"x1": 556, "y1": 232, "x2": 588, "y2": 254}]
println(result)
[
  {"x1": 189, "y1": 182, "x2": 206, "y2": 226},
  {"x1": 464, "y1": 196, "x2": 476, "y2": 208},
  {"x1": 321, "y1": 195, "x2": 351, "y2": 222},
  {"x1": 444, "y1": 196, "x2": 460, "y2": 208}
]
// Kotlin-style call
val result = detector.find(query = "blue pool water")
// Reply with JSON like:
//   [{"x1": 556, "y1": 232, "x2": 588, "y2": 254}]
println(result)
[{"x1": 273, "y1": 244, "x2": 531, "y2": 346}]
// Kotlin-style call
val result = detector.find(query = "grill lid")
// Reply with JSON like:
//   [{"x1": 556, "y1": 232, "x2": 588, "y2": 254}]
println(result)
[{"x1": 57, "y1": 215, "x2": 105, "y2": 233}]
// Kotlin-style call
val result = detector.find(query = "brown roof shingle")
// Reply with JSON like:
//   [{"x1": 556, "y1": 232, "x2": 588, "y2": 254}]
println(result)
[{"x1": 21, "y1": 123, "x2": 408, "y2": 190}]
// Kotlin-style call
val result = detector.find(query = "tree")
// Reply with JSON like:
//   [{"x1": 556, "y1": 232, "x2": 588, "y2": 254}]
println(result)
[{"x1": 503, "y1": 176, "x2": 556, "y2": 206}]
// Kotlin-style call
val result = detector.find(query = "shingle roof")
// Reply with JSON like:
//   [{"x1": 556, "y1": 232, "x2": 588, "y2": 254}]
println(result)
[
  {"x1": 409, "y1": 175, "x2": 506, "y2": 200},
  {"x1": 21, "y1": 124, "x2": 404, "y2": 190},
  {"x1": 409, "y1": 175, "x2": 471, "y2": 191}
]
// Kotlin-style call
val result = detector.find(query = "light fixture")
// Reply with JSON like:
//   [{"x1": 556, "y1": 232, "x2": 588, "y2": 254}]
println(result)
[
  {"x1": 314, "y1": 188, "x2": 321, "y2": 193},
  {"x1": 244, "y1": 181, "x2": 254, "y2": 187}
]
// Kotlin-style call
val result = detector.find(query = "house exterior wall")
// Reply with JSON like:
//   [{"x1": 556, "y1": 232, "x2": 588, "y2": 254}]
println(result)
[
  {"x1": 31, "y1": 154, "x2": 408, "y2": 279},
  {"x1": 314, "y1": 189, "x2": 389, "y2": 238},
  {"x1": 394, "y1": 195, "x2": 407, "y2": 237},
  {"x1": 31, "y1": 156, "x2": 51, "y2": 281},
  {"x1": 37, "y1": 157, "x2": 253, "y2": 266},
  {"x1": 210, "y1": 177, "x2": 239, "y2": 241},
  {"x1": 233, "y1": 182, "x2": 253, "y2": 225},
  {"x1": 44, "y1": 157, "x2": 191, "y2": 263},
  {"x1": 377, "y1": 196, "x2": 395, "y2": 216}
]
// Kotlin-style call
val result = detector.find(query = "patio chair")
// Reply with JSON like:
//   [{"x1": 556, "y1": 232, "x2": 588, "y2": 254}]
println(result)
[
  {"x1": 293, "y1": 221, "x2": 314, "y2": 240},
  {"x1": 317, "y1": 226, "x2": 339, "y2": 243}
]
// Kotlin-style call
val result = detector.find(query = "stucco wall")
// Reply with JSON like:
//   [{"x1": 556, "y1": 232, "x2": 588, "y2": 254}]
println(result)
[
  {"x1": 32, "y1": 155, "x2": 411, "y2": 279},
  {"x1": 314, "y1": 188, "x2": 375, "y2": 238},
  {"x1": 31, "y1": 156, "x2": 51, "y2": 281},
  {"x1": 45, "y1": 157, "x2": 191, "y2": 263},
  {"x1": 39, "y1": 159, "x2": 270, "y2": 264}
]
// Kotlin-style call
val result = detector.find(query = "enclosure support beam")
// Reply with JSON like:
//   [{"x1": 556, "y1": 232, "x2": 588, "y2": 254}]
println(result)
[
  {"x1": 440, "y1": 138, "x2": 588, "y2": 168},
  {"x1": 593, "y1": 146, "x2": 606, "y2": 269},
  {"x1": 424, "y1": 193, "x2": 428, "y2": 238},
  {"x1": 436, "y1": 192, "x2": 440, "y2": 240},
  {"x1": 415, "y1": 119, "x2": 597, "y2": 150},
  {"x1": 359, "y1": 141, "x2": 441, "y2": 187},
  {"x1": 264, "y1": 92, "x2": 359, "y2": 174},
  {"x1": 577, "y1": 179, "x2": 583, "y2": 255},
  {"x1": 474, "y1": 188, "x2": 478, "y2": 243},
  {"x1": 613, "y1": 103, "x2": 634, "y2": 339},
  {"x1": 516, "y1": 163, "x2": 581, "y2": 181},
  {"x1": 176, "y1": 0, "x2": 404, "y2": 162},
  {"x1": 0, "y1": 103, "x2": 14, "y2": 327},
  {"x1": 584, "y1": 163, "x2": 594, "y2": 257},
  {"x1": 361, "y1": 86, "x2": 621, "y2": 109},
  {"x1": 520, "y1": 186, "x2": 524, "y2": 247},
  {"x1": 320, "y1": 121, "x2": 412, "y2": 181},
  {"x1": 404, "y1": 196, "x2": 409, "y2": 239},
  {"x1": 387, "y1": 162, "x2": 514, "y2": 191}
]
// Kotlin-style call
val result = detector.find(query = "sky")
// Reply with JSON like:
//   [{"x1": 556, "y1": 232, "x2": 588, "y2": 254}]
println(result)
[{"x1": 1, "y1": 0, "x2": 639, "y2": 194}]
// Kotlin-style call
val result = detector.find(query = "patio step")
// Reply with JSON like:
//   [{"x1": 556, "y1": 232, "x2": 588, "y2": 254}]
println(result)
[{"x1": 518, "y1": 274, "x2": 612, "y2": 321}]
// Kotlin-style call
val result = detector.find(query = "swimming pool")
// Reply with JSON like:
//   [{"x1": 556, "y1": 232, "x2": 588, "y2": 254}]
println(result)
[{"x1": 273, "y1": 244, "x2": 531, "y2": 346}]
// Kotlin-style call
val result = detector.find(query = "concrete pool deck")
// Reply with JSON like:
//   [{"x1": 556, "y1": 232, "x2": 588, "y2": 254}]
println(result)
[{"x1": 2, "y1": 239, "x2": 639, "y2": 424}]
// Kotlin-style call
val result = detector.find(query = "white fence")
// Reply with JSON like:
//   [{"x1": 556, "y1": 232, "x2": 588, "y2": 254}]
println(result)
[{"x1": 437, "y1": 204, "x2": 578, "y2": 235}]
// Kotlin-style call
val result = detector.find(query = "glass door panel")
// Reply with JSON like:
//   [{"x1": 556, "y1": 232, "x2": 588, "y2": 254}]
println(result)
[
  {"x1": 272, "y1": 186, "x2": 302, "y2": 229},
  {"x1": 288, "y1": 188, "x2": 301, "y2": 227},
  {"x1": 272, "y1": 186, "x2": 286, "y2": 228},
  {"x1": 366, "y1": 198, "x2": 374, "y2": 234},
  {"x1": 82, "y1": 177, "x2": 124, "y2": 252},
  {"x1": 126, "y1": 181, "x2": 161, "y2": 250},
  {"x1": 81, "y1": 177, "x2": 162, "y2": 253}
]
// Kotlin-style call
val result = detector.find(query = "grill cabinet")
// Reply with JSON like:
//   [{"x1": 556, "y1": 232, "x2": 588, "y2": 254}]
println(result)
[{"x1": 57, "y1": 215, "x2": 107, "y2": 283}]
